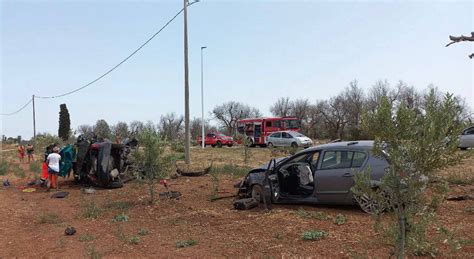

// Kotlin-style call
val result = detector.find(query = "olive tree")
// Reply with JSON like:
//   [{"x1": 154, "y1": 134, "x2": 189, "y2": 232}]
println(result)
[
  {"x1": 353, "y1": 89, "x2": 468, "y2": 258},
  {"x1": 132, "y1": 128, "x2": 171, "y2": 204}
]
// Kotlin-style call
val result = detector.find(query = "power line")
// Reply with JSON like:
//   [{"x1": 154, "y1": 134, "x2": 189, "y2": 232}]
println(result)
[
  {"x1": 0, "y1": 97, "x2": 33, "y2": 116},
  {"x1": 36, "y1": 1, "x2": 198, "y2": 99}
]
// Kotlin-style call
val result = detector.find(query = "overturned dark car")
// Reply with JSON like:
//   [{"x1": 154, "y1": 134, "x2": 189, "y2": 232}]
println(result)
[
  {"x1": 235, "y1": 140, "x2": 390, "y2": 213},
  {"x1": 73, "y1": 135, "x2": 138, "y2": 188}
]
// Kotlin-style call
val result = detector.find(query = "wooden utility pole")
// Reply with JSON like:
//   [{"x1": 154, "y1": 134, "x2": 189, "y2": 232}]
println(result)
[
  {"x1": 184, "y1": 0, "x2": 191, "y2": 164},
  {"x1": 32, "y1": 95, "x2": 36, "y2": 139}
]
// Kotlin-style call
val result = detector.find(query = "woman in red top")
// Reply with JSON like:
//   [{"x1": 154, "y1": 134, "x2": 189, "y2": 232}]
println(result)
[{"x1": 17, "y1": 145, "x2": 25, "y2": 163}]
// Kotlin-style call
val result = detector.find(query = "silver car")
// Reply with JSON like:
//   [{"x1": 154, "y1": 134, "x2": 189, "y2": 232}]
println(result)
[
  {"x1": 235, "y1": 140, "x2": 390, "y2": 214},
  {"x1": 266, "y1": 131, "x2": 313, "y2": 148},
  {"x1": 459, "y1": 126, "x2": 474, "y2": 150}
]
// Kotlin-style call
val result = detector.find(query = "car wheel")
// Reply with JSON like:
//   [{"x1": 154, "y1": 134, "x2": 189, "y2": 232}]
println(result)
[
  {"x1": 216, "y1": 141, "x2": 222, "y2": 148},
  {"x1": 267, "y1": 142, "x2": 274, "y2": 148},
  {"x1": 460, "y1": 147, "x2": 467, "y2": 150},
  {"x1": 354, "y1": 193, "x2": 385, "y2": 215},
  {"x1": 291, "y1": 142, "x2": 298, "y2": 148},
  {"x1": 211, "y1": 144, "x2": 216, "y2": 148},
  {"x1": 251, "y1": 184, "x2": 263, "y2": 203},
  {"x1": 227, "y1": 144, "x2": 233, "y2": 147}
]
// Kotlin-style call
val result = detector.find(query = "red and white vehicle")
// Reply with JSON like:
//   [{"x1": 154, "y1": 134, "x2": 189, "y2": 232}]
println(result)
[
  {"x1": 197, "y1": 132, "x2": 234, "y2": 148},
  {"x1": 237, "y1": 117, "x2": 301, "y2": 147}
]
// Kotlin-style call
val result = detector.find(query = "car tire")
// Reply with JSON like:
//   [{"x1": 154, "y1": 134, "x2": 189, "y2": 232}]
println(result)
[
  {"x1": 267, "y1": 142, "x2": 274, "y2": 148},
  {"x1": 216, "y1": 141, "x2": 222, "y2": 148},
  {"x1": 211, "y1": 144, "x2": 216, "y2": 148},
  {"x1": 354, "y1": 192, "x2": 386, "y2": 215},
  {"x1": 227, "y1": 144, "x2": 233, "y2": 147},
  {"x1": 251, "y1": 184, "x2": 263, "y2": 203},
  {"x1": 291, "y1": 142, "x2": 298, "y2": 148},
  {"x1": 460, "y1": 147, "x2": 467, "y2": 150}
]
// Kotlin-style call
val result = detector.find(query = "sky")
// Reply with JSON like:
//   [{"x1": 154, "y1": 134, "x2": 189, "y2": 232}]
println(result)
[{"x1": 1, "y1": 0, "x2": 473, "y2": 139}]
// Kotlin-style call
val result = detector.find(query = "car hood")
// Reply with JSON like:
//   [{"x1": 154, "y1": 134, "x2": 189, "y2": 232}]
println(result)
[{"x1": 296, "y1": 137, "x2": 312, "y2": 142}]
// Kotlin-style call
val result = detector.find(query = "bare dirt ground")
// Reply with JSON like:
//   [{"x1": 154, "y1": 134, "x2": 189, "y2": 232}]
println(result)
[{"x1": 0, "y1": 144, "x2": 473, "y2": 258}]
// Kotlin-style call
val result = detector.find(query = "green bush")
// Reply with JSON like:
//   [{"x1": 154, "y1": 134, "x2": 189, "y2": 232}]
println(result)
[
  {"x1": 0, "y1": 159, "x2": 8, "y2": 175},
  {"x1": 301, "y1": 230, "x2": 328, "y2": 241},
  {"x1": 138, "y1": 228, "x2": 149, "y2": 236},
  {"x1": 333, "y1": 214, "x2": 347, "y2": 225},
  {"x1": 113, "y1": 213, "x2": 129, "y2": 222}
]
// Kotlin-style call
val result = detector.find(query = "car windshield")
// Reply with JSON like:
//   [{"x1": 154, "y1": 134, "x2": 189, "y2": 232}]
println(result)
[{"x1": 218, "y1": 134, "x2": 227, "y2": 137}]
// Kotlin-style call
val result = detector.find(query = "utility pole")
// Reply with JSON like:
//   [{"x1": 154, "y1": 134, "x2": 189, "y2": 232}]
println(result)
[
  {"x1": 184, "y1": 0, "x2": 191, "y2": 164},
  {"x1": 201, "y1": 46, "x2": 207, "y2": 149},
  {"x1": 32, "y1": 95, "x2": 36, "y2": 140}
]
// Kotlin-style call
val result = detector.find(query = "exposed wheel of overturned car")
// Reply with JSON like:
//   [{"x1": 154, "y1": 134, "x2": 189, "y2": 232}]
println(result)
[{"x1": 251, "y1": 184, "x2": 263, "y2": 203}]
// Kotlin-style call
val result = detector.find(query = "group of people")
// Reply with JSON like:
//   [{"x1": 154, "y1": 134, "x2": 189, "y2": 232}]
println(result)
[
  {"x1": 17, "y1": 143, "x2": 62, "y2": 191},
  {"x1": 17, "y1": 143, "x2": 35, "y2": 163}
]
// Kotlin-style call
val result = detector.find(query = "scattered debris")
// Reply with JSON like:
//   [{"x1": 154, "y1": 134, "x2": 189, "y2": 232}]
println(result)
[
  {"x1": 176, "y1": 161, "x2": 212, "y2": 177},
  {"x1": 81, "y1": 187, "x2": 96, "y2": 194},
  {"x1": 3, "y1": 179, "x2": 10, "y2": 186},
  {"x1": 233, "y1": 198, "x2": 258, "y2": 210},
  {"x1": 64, "y1": 226, "x2": 77, "y2": 236},
  {"x1": 51, "y1": 191, "x2": 69, "y2": 198},
  {"x1": 446, "y1": 194, "x2": 474, "y2": 201},
  {"x1": 22, "y1": 188, "x2": 36, "y2": 193}
]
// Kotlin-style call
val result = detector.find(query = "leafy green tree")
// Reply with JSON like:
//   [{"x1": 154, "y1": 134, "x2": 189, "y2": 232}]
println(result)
[
  {"x1": 132, "y1": 128, "x2": 172, "y2": 204},
  {"x1": 93, "y1": 119, "x2": 111, "y2": 140},
  {"x1": 353, "y1": 89, "x2": 469, "y2": 258},
  {"x1": 58, "y1": 104, "x2": 71, "y2": 141}
]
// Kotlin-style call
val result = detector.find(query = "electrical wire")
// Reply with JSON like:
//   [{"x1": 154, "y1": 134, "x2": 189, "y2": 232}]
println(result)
[
  {"x1": 0, "y1": 97, "x2": 33, "y2": 116},
  {"x1": 35, "y1": 1, "x2": 198, "y2": 99}
]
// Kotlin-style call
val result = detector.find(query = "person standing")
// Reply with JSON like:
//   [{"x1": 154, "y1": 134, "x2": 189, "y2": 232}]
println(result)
[
  {"x1": 26, "y1": 143, "x2": 35, "y2": 163},
  {"x1": 46, "y1": 147, "x2": 61, "y2": 191},
  {"x1": 17, "y1": 145, "x2": 25, "y2": 163}
]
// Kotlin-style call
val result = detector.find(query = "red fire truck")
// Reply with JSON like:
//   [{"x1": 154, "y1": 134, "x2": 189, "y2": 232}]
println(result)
[{"x1": 237, "y1": 117, "x2": 301, "y2": 147}]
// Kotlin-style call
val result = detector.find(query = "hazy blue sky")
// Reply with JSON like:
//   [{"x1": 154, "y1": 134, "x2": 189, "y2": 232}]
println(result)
[{"x1": 1, "y1": 0, "x2": 473, "y2": 139}]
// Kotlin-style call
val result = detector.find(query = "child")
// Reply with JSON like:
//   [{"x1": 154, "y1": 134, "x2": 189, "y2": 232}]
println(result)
[{"x1": 46, "y1": 147, "x2": 61, "y2": 191}]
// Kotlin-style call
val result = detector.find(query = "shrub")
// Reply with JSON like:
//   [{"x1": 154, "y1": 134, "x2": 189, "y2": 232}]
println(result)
[
  {"x1": 138, "y1": 228, "x2": 149, "y2": 236},
  {"x1": 301, "y1": 230, "x2": 328, "y2": 241},
  {"x1": 132, "y1": 129, "x2": 172, "y2": 204},
  {"x1": 176, "y1": 239, "x2": 197, "y2": 248},
  {"x1": 0, "y1": 158, "x2": 8, "y2": 175},
  {"x1": 128, "y1": 236, "x2": 140, "y2": 245},
  {"x1": 82, "y1": 201, "x2": 102, "y2": 219},
  {"x1": 113, "y1": 213, "x2": 129, "y2": 222},
  {"x1": 333, "y1": 214, "x2": 347, "y2": 225}
]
